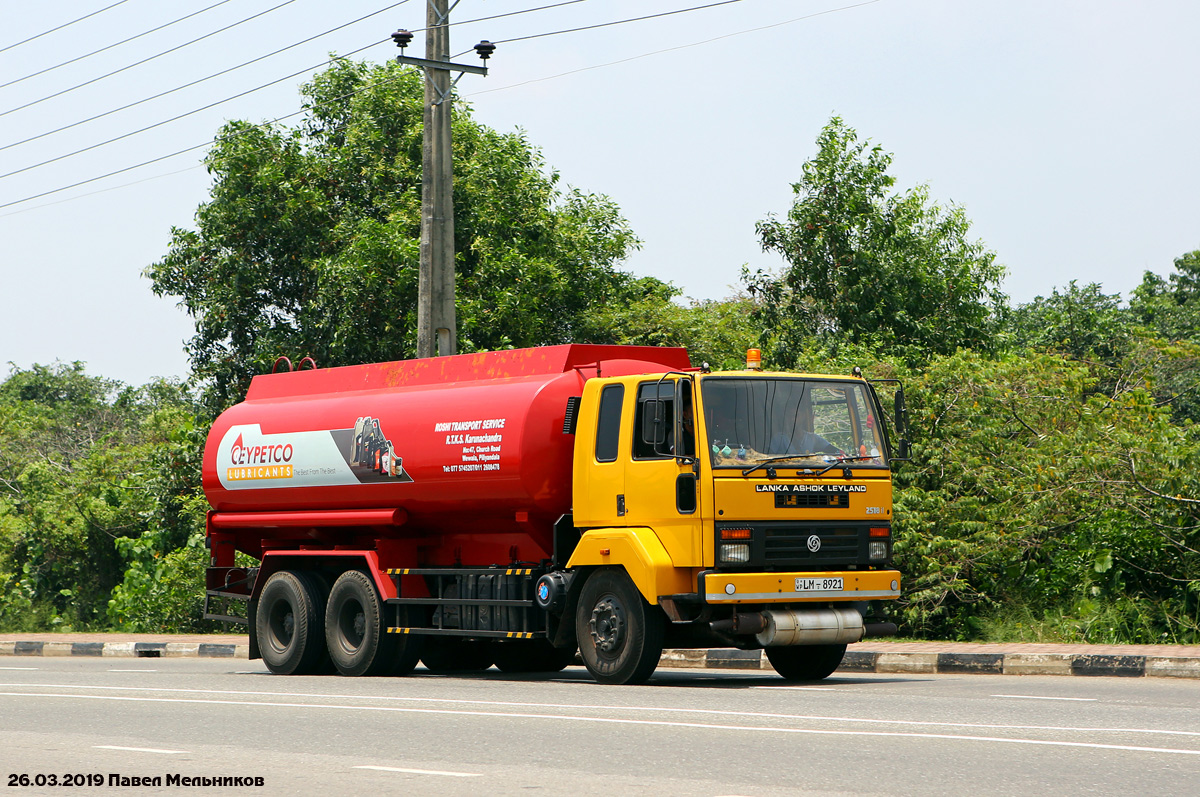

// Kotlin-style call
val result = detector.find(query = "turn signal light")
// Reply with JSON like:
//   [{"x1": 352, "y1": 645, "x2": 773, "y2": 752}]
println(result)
[
  {"x1": 720, "y1": 528, "x2": 752, "y2": 540},
  {"x1": 869, "y1": 527, "x2": 891, "y2": 538}
]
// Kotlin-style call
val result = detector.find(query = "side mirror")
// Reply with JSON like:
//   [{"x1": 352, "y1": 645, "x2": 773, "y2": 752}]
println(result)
[
  {"x1": 894, "y1": 390, "x2": 908, "y2": 438},
  {"x1": 641, "y1": 400, "x2": 667, "y2": 446}
]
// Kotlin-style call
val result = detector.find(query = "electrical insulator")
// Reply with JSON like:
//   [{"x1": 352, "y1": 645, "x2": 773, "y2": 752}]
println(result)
[
  {"x1": 391, "y1": 29, "x2": 414, "y2": 49},
  {"x1": 474, "y1": 40, "x2": 496, "y2": 60}
]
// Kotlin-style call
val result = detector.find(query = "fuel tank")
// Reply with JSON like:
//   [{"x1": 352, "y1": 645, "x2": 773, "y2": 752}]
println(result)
[{"x1": 203, "y1": 345, "x2": 690, "y2": 543}]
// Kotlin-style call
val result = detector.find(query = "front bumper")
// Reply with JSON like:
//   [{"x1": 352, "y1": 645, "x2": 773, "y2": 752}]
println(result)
[{"x1": 700, "y1": 569, "x2": 900, "y2": 604}]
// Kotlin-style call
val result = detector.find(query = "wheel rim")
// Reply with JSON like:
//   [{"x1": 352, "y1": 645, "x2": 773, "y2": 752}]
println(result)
[
  {"x1": 337, "y1": 599, "x2": 366, "y2": 652},
  {"x1": 588, "y1": 595, "x2": 625, "y2": 655},
  {"x1": 268, "y1": 600, "x2": 295, "y2": 650}
]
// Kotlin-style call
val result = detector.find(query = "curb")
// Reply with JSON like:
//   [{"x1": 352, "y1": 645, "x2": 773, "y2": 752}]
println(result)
[
  {"x1": 0, "y1": 641, "x2": 250, "y2": 659},
  {"x1": 4, "y1": 642, "x2": 1199, "y2": 679},
  {"x1": 680, "y1": 649, "x2": 1200, "y2": 679}
]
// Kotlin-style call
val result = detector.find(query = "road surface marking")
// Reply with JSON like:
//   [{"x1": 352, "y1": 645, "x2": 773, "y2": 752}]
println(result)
[
  {"x1": 354, "y1": 765, "x2": 480, "y2": 777},
  {"x1": 109, "y1": 669, "x2": 158, "y2": 672},
  {"x1": 4, "y1": 692, "x2": 1198, "y2": 757},
  {"x1": 1, "y1": 683, "x2": 1193, "y2": 738},
  {"x1": 95, "y1": 745, "x2": 186, "y2": 754},
  {"x1": 993, "y1": 695, "x2": 1098, "y2": 702},
  {"x1": 0, "y1": 667, "x2": 37, "y2": 670},
  {"x1": 753, "y1": 686, "x2": 837, "y2": 691}
]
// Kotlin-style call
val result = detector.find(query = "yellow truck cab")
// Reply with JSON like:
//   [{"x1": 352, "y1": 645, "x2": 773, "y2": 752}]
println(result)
[{"x1": 562, "y1": 354, "x2": 908, "y2": 683}]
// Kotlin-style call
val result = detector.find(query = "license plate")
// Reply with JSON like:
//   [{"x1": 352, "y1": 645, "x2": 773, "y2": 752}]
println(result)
[{"x1": 795, "y1": 577, "x2": 843, "y2": 592}]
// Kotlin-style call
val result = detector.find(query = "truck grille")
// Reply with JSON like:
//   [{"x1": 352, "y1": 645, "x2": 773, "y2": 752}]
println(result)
[{"x1": 715, "y1": 522, "x2": 887, "y2": 570}]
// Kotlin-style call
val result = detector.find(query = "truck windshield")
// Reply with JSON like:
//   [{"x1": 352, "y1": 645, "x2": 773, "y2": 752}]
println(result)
[{"x1": 700, "y1": 377, "x2": 886, "y2": 469}]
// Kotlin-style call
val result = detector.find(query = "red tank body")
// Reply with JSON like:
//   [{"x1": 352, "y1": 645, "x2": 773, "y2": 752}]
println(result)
[{"x1": 203, "y1": 345, "x2": 690, "y2": 563}]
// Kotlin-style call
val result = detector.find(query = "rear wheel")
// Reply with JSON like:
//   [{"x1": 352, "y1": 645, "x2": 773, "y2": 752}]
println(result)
[
  {"x1": 765, "y1": 644, "x2": 847, "y2": 681},
  {"x1": 491, "y1": 639, "x2": 577, "y2": 673},
  {"x1": 257, "y1": 570, "x2": 327, "y2": 675},
  {"x1": 326, "y1": 570, "x2": 421, "y2": 676},
  {"x1": 576, "y1": 569, "x2": 664, "y2": 685},
  {"x1": 420, "y1": 638, "x2": 494, "y2": 673}
]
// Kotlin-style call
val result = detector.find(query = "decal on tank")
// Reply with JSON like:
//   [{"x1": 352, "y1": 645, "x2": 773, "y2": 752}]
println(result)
[{"x1": 216, "y1": 419, "x2": 414, "y2": 491}]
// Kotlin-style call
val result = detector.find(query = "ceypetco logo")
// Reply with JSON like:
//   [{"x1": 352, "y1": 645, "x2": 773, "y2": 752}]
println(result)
[{"x1": 227, "y1": 433, "x2": 295, "y2": 482}]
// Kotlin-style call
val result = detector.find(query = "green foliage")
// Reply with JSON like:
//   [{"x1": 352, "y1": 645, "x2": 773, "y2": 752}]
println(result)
[
  {"x1": 746, "y1": 117, "x2": 1007, "y2": 366},
  {"x1": 891, "y1": 348, "x2": 1200, "y2": 641},
  {"x1": 147, "y1": 59, "x2": 669, "y2": 415},
  {"x1": 1131, "y1": 249, "x2": 1200, "y2": 343},
  {"x1": 1009, "y1": 281, "x2": 1132, "y2": 363},
  {"x1": 0, "y1": 363, "x2": 204, "y2": 631},
  {"x1": 107, "y1": 532, "x2": 216, "y2": 633}
]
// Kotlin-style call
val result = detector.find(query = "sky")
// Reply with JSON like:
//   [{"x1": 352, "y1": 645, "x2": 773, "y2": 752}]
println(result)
[{"x1": 1, "y1": 0, "x2": 1197, "y2": 387}]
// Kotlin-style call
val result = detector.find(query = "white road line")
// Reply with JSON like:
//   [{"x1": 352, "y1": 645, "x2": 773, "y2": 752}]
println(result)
[
  {"x1": 4, "y1": 692, "x2": 1198, "y2": 757},
  {"x1": 993, "y1": 695, "x2": 1099, "y2": 702},
  {"x1": 95, "y1": 745, "x2": 186, "y2": 754},
  {"x1": 109, "y1": 669, "x2": 158, "y2": 672},
  {"x1": 354, "y1": 765, "x2": 480, "y2": 777},
  {"x1": 0, "y1": 667, "x2": 38, "y2": 670},
  {"x1": 0, "y1": 682, "x2": 1191, "y2": 738},
  {"x1": 753, "y1": 686, "x2": 837, "y2": 691}
]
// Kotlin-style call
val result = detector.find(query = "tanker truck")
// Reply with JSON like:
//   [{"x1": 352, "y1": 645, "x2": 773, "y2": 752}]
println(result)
[{"x1": 202, "y1": 344, "x2": 909, "y2": 685}]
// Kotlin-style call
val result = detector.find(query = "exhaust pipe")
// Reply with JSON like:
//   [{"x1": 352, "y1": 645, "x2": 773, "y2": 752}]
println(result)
[{"x1": 754, "y1": 607, "x2": 864, "y2": 646}]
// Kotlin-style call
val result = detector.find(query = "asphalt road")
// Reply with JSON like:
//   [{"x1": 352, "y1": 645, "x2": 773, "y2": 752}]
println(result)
[{"x1": 2, "y1": 659, "x2": 1198, "y2": 796}]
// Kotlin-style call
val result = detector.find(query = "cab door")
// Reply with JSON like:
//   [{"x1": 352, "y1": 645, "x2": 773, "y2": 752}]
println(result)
[{"x1": 622, "y1": 378, "x2": 704, "y2": 567}]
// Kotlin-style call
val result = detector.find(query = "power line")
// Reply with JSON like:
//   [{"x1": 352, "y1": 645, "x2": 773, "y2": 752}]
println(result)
[
  {"x1": 0, "y1": 49, "x2": 401, "y2": 212},
  {"x1": 0, "y1": 0, "x2": 414, "y2": 153},
  {"x1": 468, "y1": 0, "x2": 883, "y2": 95},
  {"x1": 0, "y1": 0, "x2": 236, "y2": 91},
  {"x1": 0, "y1": 0, "x2": 133, "y2": 55},
  {"x1": 0, "y1": 0, "x2": 885, "y2": 213},
  {"x1": 491, "y1": 0, "x2": 747, "y2": 46},
  {"x1": 0, "y1": 38, "x2": 390, "y2": 182},
  {"x1": 0, "y1": 0, "x2": 304, "y2": 119},
  {"x1": 417, "y1": 0, "x2": 594, "y2": 32}
]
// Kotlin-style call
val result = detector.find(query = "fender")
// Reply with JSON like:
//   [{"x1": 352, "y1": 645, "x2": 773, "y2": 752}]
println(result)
[
  {"x1": 251, "y1": 550, "x2": 396, "y2": 600},
  {"x1": 566, "y1": 528, "x2": 693, "y2": 604}
]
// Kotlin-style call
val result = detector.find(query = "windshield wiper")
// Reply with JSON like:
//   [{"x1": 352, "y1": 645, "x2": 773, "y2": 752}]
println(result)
[
  {"x1": 810, "y1": 455, "x2": 879, "y2": 477},
  {"x1": 740, "y1": 454, "x2": 824, "y2": 477},
  {"x1": 741, "y1": 453, "x2": 879, "y2": 478}
]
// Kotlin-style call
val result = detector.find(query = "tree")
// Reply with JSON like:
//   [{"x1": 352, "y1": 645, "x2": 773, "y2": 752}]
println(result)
[
  {"x1": 147, "y1": 59, "x2": 667, "y2": 415},
  {"x1": 0, "y1": 364, "x2": 203, "y2": 630},
  {"x1": 1009, "y1": 281, "x2": 1132, "y2": 364},
  {"x1": 1131, "y1": 249, "x2": 1200, "y2": 343},
  {"x1": 746, "y1": 117, "x2": 1007, "y2": 366}
]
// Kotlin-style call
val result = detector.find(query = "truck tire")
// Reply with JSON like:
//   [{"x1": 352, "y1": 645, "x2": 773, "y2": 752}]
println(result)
[
  {"x1": 491, "y1": 639, "x2": 577, "y2": 673},
  {"x1": 257, "y1": 570, "x2": 327, "y2": 675},
  {"x1": 765, "y1": 644, "x2": 847, "y2": 681},
  {"x1": 576, "y1": 569, "x2": 664, "y2": 685},
  {"x1": 326, "y1": 570, "x2": 420, "y2": 676},
  {"x1": 420, "y1": 638, "x2": 494, "y2": 673}
]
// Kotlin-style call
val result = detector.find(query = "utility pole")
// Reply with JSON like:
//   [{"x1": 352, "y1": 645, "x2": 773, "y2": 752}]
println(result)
[
  {"x1": 420, "y1": 0, "x2": 454, "y2": 359},
  {"x1": 393, "y1": 9, "x2": 494, "y2": 359}
]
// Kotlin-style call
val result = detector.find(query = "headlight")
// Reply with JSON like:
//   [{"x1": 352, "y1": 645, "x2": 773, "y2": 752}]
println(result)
[
  {"x1": 720, "y1": 543, "x2": 750, "y2": 563},
  {"x1": 868, "y1": 540, "x2": 889, "y2": 560}
]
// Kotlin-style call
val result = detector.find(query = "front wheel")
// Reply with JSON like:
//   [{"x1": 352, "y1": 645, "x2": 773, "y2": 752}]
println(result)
[
  {"x1": 325, "y1": 570, "x2": 421, "y2": 676},
  {"x1": 765, "y1": 644, "x2": 847, "y2": 681},
  {"x1": 575, "y1": 569, "x2": 664, "y2": 685}
]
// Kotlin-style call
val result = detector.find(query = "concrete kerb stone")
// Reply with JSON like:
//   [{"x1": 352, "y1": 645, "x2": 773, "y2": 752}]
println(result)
[
  {"x1": 1002, "y1": 653, "x2": 1075, "y2": 676},
  {"x1": 100, "y1": 643, "x2": 137, "y2": 658},
  {"x1": 875, "y1": 652, "x2": 938, "y2": 674},
  {"x1": 41, "y1": 642, "x2": 74, "y2": 657},
  {"x1": 1145, "y1": 656, "x2": 1200, "y2": 678}
]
